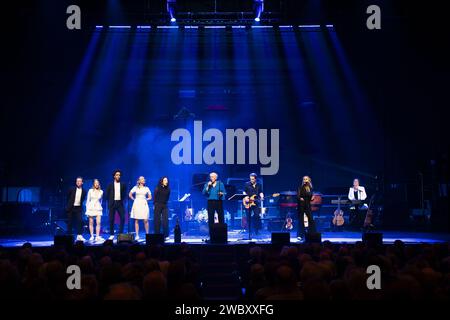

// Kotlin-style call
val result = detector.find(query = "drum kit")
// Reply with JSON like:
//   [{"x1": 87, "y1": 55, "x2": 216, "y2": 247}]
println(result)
[
  {"x1": 192, "y1": 209, "x2": 231, "y2": 224},
  {"x1": 194, "y1": 209, "x2": 209, "y2": 223},
  {"x1": 179, "y1": 190, "x2": 214, "y2": 224},
  {"x1": 186, "y1": 207, "x2": 231, "y2": 224}
]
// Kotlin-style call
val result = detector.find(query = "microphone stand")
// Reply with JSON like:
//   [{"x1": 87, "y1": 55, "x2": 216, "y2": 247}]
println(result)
[{"x1": 127, "y1": 180, "x2": 131, "y2": 234}]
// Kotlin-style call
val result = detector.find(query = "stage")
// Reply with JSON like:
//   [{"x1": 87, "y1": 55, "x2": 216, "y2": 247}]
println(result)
[
  {"x1": 1, "y1": 1, "x2": 449, "y2": 305},
  {"x1": 1, "y1": 230, "x2": 449, "y2": 248}
]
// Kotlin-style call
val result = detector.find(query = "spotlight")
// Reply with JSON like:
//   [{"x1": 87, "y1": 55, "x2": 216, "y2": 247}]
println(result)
[
  {"x1": 253, "y1": 0, "x2": 264, "y2": 22},
  {"x1": 167, "y1": 0, "x2": 177, "y2": 23}
]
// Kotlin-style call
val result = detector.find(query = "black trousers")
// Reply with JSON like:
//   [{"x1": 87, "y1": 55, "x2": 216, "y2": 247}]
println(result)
[
  {"x1": 154, "y1": 203, "x2": 169, "y2": 237},
  {"x1": 349, "y1": 207, "x2": 366, "y2": 229},
  {"x1": 109, "y1": 201, "x2": 125, "y2": 235},
  {"x1": 246, "y1": 205, "x2": 261, "y2": 237},
  {"x1": 207, "y1": 200, "x2": 224, "y2": 237},
  {"x1": 297, "y1": 202, "x2": 316, "y2": 237},
  {"x1": 67, "y1": 205, "x2": 82, "y2": 235}
]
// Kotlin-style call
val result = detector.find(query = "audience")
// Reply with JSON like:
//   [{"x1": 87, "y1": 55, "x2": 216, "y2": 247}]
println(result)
[{"x1": 0, "y1": 241, "x2": 449, "y2": 300}]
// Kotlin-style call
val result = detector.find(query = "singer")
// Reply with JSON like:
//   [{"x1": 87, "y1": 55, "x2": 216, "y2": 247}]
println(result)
[{"x1": 202, "y1": 172, "x2": 227, "y2": 238}]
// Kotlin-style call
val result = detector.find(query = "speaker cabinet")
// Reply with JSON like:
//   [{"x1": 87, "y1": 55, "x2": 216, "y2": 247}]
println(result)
[
  {"x1": 305, "y1": 232, "x2": 322, "y2": 243},
  {"x1": 271, "y1": 232, "x2": 290, "y2": 245},
  {"x1": 362, "y1": 232, "x2": 383, "y2": 247},
  {"x1": 117, "y1": 233, "x2": 135, "y2": 243},
  {"x1": 210, "y1": 223, "x2": 228, "y2": 244},
  {"x1": 146, "y1": 233, "x2": 165, "y2": 245},
  {"x1": 54, "y1": 235, "x2": 74, "y2": 248}
]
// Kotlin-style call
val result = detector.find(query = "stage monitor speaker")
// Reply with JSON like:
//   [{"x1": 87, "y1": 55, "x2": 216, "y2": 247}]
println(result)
[
  {"x1": 117, "y1": 233, "x2": 135, "y2": 243},
  {"x1": 362, "y1": 232, "x2": 383, "y2": 247},
  {"x1": 305, "y1": 232, "x2": 322, "y2": 243},
  {"x1": 210, "y1": 223, "x2": 227, "y2": 244},
  {"x1": 146, "y1": 233, "x2": 165, "y2": 245},
  {"x1": 54, "y1": 235, "x2": 74, "y2": 247},
  {"x1": 271, "y1": 232, "x2": 290, "y2": 245}
]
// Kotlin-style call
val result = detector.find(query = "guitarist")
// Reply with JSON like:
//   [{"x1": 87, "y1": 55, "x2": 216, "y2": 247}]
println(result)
[
  {"x1": 297, "y1": 176, "x2": 316, "y2": 241},
  {"x1": 243, "y1": 173, "x2": 264, "y2": 239}
]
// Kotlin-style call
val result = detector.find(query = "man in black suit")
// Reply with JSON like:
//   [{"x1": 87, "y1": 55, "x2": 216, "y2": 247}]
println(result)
[
  {"x1": 105, "y1": 170, "x2": 128, "y2": 239},
  {"x1": 66, "y1": 177, "x2": 87, "y2": 241}
]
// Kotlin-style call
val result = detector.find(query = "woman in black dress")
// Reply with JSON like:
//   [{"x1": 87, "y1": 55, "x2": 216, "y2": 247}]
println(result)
[
  {"x1": 153, "y1": 177, "x2": 171, "y2": 239},
  {"x1": 297, "y1": 176, "x2": 316, "y2": 240}
]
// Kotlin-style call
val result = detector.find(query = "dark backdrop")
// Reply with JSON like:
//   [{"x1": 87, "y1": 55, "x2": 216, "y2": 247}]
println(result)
[{"x1": 1, "y1": 1, "x2": 449, "y2": 229}]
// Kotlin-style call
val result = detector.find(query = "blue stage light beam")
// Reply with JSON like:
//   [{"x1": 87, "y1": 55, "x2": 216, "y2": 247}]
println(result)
[
  {"x1": 46, "y1": 32, "x2": 102, "y2": 161},
  {"x1": 253, "y1": 0, "x2": 264, "y2": 22},
  {"x1": 78, "y1": 31, "x2": 131, "y2": 135},
  {"x1": 324, "y1": 29, "x2": 383, "y2": 160},
  {"x1": 106, "y1": 0, "x2": 126, "y2": 25},
  {"x1": 298, "y1": 30, "x2": 357, "y2": 162},
  {"x1": 167, "y1": 0, "x2": 177, "y2": 23},
  {"x1": 279, "y1": 29, "x2": 327, "y2": 154}
]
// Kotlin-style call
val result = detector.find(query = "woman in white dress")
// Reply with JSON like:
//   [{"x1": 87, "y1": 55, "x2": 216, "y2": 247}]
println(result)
[
  {"x1": 129, "y1": 176, "x2": 152, "y2": 240},
  {"x1": 85, "y1": 179, "x2": 104, "y2": 242}
]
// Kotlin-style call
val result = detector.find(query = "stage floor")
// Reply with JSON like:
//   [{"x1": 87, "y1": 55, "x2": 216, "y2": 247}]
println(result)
[{"x1": 1, "y1": 230, "x2": 449, "y2": 247}]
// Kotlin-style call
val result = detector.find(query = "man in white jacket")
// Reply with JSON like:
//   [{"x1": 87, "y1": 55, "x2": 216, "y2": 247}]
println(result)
[
  {"x1": 348, "y1": 179, "x2": 368, "y2": 228},
  {"x1": 348, "y1": 179, "x2": 367, "y2": 202}
]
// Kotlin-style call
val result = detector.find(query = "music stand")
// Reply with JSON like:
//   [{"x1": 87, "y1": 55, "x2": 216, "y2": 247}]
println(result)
[
  {"x1": 228, "y1": 193, "x2": 250, "y2": 239},
  {"x1": 227, "y1": 193, "x2": 247, "y2": 201},
  {"x1": 177, "y1": 193, "x2": 192, "y2": 232}
]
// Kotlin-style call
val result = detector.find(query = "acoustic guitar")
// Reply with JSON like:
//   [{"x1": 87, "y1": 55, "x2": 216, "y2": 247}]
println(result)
[
  {"x1": 285, "y1": 213, "x2": 309, "y2": 230},
  {"x1": 285, "y1": 215, "x2": 293, "y2": 230},
  {"x1": 332, "y1": 195, "x2": 345, "y2": 227}
]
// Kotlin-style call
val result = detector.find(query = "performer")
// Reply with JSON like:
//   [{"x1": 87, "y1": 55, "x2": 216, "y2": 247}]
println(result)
[
  {"x1": 202, "y1": 172, "x2": 226, "y2": 238},
  {"x1": 105, "y1": 170, "x2": 128, "y2": 240},
  {"x1": 297, "y1": 176, "x2": 316, "y2": 240},
  {"x1": 243, "y1": 173, "x2": 264, "y2": 239},
  {"x1": 129, "y1": 176, "x2": 152, "y2": 240},
  {"x1": 66, "y1": 177, "x2": 87, "y2": 241},
  {"x1": 348, "y1": 178, "x2": 368, "y2": 229},
  {"x1": 348, "y1": 178, "x2": 367, "y2": 202},
  {"x1": 153, "y1": 176, "x2": 171, "y2": 239},
  {"x1": 85, "y1": 179, "x2": 104, "y2": 242}
]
